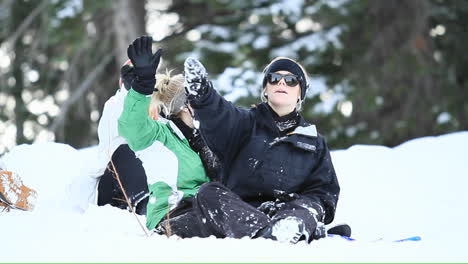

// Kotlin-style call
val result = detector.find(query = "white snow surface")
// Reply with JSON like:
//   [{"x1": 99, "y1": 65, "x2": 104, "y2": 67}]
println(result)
[{"x1": 1, "y1": 132, "x2": 468, "y2": 262}]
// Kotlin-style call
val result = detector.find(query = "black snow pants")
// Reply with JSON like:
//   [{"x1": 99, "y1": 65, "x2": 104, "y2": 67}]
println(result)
[
  {"x1": 97, "y1": 144, "x2": 149, "y2": 215},
  {"x1": 156, "y1": 182, "x2": 272, "y2": 239}
]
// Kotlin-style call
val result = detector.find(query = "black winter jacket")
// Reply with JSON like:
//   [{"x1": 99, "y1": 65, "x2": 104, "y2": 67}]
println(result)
[{"x1": 190, "y1": 86, "x2": 340, "y2": 224}]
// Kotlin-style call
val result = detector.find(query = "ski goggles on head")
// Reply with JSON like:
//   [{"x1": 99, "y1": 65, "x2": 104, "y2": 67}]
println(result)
[{"x1": 265, "y1": 72, "x2": 300, "y2": 87}]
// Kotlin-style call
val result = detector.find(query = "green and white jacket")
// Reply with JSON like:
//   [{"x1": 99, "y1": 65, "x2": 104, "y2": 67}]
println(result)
[{"x1": 118, "y1": 89, "x2": 210, "y2": 230}]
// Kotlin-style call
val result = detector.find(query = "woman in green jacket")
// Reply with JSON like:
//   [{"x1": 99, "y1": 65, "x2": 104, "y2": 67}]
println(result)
[{"x1": 117, "y1": 36, "x2": 215, "y2": 235}]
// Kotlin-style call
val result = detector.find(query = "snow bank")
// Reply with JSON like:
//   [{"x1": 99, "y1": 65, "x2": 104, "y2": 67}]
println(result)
[
  {"x1": 0, "y1": 132, "x2": 467, "y2": 262},
  {"x1": 1, "y1": 143, "x2": 86, "y2": 211}
]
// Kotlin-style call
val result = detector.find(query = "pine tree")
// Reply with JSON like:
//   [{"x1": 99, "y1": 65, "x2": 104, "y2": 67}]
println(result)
[{"x1": 158, "y1": 0, "x2": 468, "y2": 148}]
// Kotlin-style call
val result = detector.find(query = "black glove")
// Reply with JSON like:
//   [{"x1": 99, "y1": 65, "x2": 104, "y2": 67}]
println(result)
[
  {"x1": 186, "y1": 129, "x2": 205, "y2": 153},
  {"x1": 257, "y1": 191, "x2": 300, "y2": 218},
  {"x1": 183, "y1": 57, "x2": 210, "y2": 99},
  {"x1": 273, "y1": 189, "x2": 300, "y2": 202},
  {"x1": 127, "y1": 36, "x2": 162, "y2": 77},
  {"x1": 127, "y1": 36, "x2": 162, "y2": 95},
  {"x1": 120, "y1": 64, "x2": 136, "y2": 91},
  {"x1": 120, "y1": 64, "x2": 158, "y2": 93},
  {"x1": 272, "y1": 190, "x2": 326, "y2": 240},
  {"x1": 257, "y1": 201, "x2": 277, "y2": 218}
]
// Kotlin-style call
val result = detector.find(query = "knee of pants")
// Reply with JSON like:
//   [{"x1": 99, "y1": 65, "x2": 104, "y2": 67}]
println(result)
[{"x1": 195, "y1": 182, "x2": 228, "y2": 203}]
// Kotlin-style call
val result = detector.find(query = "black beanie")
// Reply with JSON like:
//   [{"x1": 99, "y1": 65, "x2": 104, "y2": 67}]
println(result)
[{"x1": 262, "y1": 58, "x2": 308, "y2": 99}]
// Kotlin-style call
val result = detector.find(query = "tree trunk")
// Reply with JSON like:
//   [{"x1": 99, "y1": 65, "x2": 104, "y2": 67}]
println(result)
[
  {"x1": 112, "y1": 0, "x2": 146, "y2": 66},
  {"x1": 10, "y1": 0, "x2": 29, "y2": 145}
]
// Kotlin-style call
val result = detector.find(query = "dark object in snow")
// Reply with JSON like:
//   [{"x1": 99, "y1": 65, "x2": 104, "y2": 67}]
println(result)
[
  {"x1": 328, "y1": 234, "x2": 421, "y2": 243},
  {"x1": 327, "y1": 223, "x2": 352, "y2": 237}
]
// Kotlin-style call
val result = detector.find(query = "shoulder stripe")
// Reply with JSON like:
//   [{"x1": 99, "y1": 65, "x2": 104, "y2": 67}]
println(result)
[{"x1": 291, "y1": 124, "x2": 317, "y2": 137}]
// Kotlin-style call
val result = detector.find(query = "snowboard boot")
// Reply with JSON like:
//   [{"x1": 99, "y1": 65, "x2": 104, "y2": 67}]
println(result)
[
  {"x1": 327, "y1": 223, "x2": 352, "y2": 237},
  {"x1": 0, "y1": 170, "x2": 37, "y2": 211}
]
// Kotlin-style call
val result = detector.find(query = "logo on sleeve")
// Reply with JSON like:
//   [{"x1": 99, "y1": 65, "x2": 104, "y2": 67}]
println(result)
[{"x1": 296, "y1": 142, "x2": 316, "y2": 152}]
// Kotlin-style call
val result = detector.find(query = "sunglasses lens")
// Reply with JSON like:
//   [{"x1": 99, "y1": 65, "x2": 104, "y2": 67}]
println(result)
[
  {"x1": 268, "y1": 73, "x2": 281, "y2": 84},
  {"x1": 284, "y1": 76, "x2": 299, "y2": 87},
  {"x1": 267, "y1": 73, "x2": 299, "y2": 87}
]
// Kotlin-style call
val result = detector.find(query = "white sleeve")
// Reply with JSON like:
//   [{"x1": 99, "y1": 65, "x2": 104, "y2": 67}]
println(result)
[
  {"x1": 88, "y1": 88, "x2": 128, "y2": 178},
  {"x1": 0, "y1": 158, "x2": 6, "y2": 170},
  {"x1": 70, "y1": 89, "x2": 129, "y2": 212}
]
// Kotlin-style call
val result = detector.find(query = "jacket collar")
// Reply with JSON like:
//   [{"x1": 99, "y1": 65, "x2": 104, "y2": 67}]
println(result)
[
  {"x1": 256, "y1": 103, "x2": 317, "y2": 137},
  {"x1": 256, "y1": 103, "x2": 280, "y2": 132},
  {"x1": 289, "y1": 124, "x2": 317, "y2": 138},
  {"x1": 168, "y1": 120, "x2": 186, "y2": 141}
]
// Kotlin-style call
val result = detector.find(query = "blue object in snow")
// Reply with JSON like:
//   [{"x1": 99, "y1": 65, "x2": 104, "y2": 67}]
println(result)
[{"x1": 327, "y1": 234, "x2": 422, "y2": 242}]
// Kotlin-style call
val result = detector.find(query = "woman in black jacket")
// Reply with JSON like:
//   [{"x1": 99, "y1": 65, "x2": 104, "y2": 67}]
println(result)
[{"x1": 183, "y1": 57, "x2": 340, "y2": 243}]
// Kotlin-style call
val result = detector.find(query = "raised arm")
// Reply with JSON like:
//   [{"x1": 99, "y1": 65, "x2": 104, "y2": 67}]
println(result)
[
  {"x1": 183, "y1": 58, "x2": 254, "y2": 162},
  {"x1": 118, "y1": 36, "x2": 166, "y2": 151},
  {"x1": 118, "y1": 89, "x2": 167, "y2": 151}
]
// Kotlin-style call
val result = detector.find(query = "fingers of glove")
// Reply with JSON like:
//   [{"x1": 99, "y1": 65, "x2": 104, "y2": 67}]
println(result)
[
  {"x1": 140, "y1": 36, "x2": 148, "y2": 55},
  {"x1": 127, "y1": 44, "x2": 137, "y2": 62},
  {"x1": 273, "y1": 190, "x2": 299, "y2": 202},
  {"x1": 257, "y1": 201, "x2": 276, "y2": 216},
  {"x1": 289, "y1": 193, "x2": 300, "y2": 200},
  {"x1": 151, "y1": 48, "x2": 163, "y2": 65},
  {"x1": 145, "y1": 36, "x2": 153, "y2": 54},
  {"x1": 258, "y1": 201, "x2": 274, "y2": 209},
  {"x1": 275, "y1": 202, "x2": 286, "y2": 212},
  {"x1": 267, "y1": 208, "x2": 277, "y2": 218},
  {"x1": 273, "y1": 190, "x2": 286, "y2": 199},
  {"x1": 134, "y1": 37, "x2": 142, "y2": 55}
]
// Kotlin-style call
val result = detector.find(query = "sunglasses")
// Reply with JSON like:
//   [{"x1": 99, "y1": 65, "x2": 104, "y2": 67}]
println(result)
[{"x1": 266, "y1": 72, "x2": 300, "y2": 87}]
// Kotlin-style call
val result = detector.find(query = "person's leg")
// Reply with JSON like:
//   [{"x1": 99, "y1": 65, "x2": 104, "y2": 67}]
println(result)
[
  {"x1": 97, "y1": 144, "x2": 149, "y2": 214},
  {"x1": 96, "y1": 165, "x2": 119, "y2": 207},
  {"x1": 155, "y1": 198, "x2": 208, "y2": 238},
  {"x1": 192, "y1": 182, "x2": 271, "y2": 239}
]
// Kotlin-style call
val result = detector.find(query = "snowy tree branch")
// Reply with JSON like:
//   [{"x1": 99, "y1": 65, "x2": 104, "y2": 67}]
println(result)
[{"x1": 1, "y1": 0, "x2": 48, "y2": 48}]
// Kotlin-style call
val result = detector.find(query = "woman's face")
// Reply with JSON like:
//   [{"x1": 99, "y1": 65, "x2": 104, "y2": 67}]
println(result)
[
  {"x1": 265, "y1": 70, "x2": 301, "y2": 110},
  {"x1": 179, "y1": 104, "x2": 195, "y2": 128}
]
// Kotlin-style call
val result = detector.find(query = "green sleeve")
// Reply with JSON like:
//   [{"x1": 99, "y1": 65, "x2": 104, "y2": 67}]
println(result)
[{"x1": 118, "y1": 89, "x2": 167, "y2": 151}]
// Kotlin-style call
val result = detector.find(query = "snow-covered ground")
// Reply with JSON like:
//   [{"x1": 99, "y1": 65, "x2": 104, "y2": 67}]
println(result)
[{"x1": 1, "y1": 131, "x2": 467, "y2": 262}]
